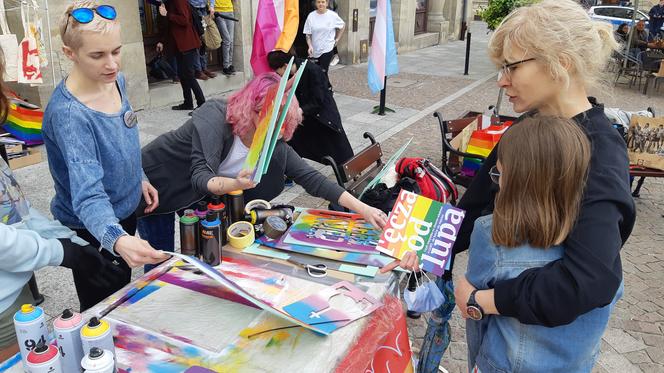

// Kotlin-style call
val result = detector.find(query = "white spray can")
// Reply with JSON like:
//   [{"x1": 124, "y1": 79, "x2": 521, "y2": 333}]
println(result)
[
  {"x1": 13, "y1": 304, "x2": 49, "y2": 368},
  {"x1": 81, "y1": 347, "x2": 115, "y2": 373},
  {"x1": 53, "y1": 309, "x2": 85, "y2": 372}
]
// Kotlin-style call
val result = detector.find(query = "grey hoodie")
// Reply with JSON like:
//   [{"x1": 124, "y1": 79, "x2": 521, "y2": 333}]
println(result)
[{"x1": 140, "y1": 98, "x2": 345, "y2": 215}]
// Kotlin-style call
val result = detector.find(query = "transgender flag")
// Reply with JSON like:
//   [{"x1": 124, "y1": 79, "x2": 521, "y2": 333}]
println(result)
[
  {"x1": 251, "y1": 0, "x2": 299, "y2": 75},
  {"x1": 368, "y1": 0, "x2": 399, "y2": 94}
]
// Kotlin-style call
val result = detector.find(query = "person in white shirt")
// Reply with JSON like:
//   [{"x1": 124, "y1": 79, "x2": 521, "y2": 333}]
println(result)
[{"x1": 303, "y1": 0, "x2": 345, "y2": 77}]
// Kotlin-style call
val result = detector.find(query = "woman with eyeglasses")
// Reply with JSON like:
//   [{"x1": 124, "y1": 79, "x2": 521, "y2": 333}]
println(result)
[
  {"x1": 42, "y1": 0, "x2": 169, "y2": 311},
  {"x1": 385, "y1": 0, "x2": 636, "y2": 370}
]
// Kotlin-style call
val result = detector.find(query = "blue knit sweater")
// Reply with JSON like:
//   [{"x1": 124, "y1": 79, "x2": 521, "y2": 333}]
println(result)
[{"x1": 42, "y1": 74, "x2": 143, "y2": 252}]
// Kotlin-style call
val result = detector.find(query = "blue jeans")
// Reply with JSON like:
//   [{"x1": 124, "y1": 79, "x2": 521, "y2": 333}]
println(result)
[
  {"x1": 215, "y1": 12, "x2": 235, "y2": 68},
  {"x1": 417, "y1": 277, "x2": 455, "y2": 373},
  {"x1": 137, "y1": 213, "x2": 176, "y2": 272}
]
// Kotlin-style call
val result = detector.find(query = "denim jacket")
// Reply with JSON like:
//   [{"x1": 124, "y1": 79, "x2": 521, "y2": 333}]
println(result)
[
  {"x1": 465, "y1": 215, "x2": 623, "y2": 373},
  {"x1": 42, "y1": 74, "x2": 143, "y2": 252}
]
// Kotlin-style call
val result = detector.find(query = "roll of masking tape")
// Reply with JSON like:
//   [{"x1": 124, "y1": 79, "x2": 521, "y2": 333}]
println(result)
[
  {"x1": 263, "y1": 216, "x2": 288, "y2": 239},
  {"x1": 227, "y1": 221, "x2": 255, "y2": 249},
  {"x1": 244, "y1": 199, "x2": 271, "y2": 215}
]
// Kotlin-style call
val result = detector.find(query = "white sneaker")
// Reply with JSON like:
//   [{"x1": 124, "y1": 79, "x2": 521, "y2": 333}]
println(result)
[{"x1": 330, "y1": 54, "x2": 340, "y2": 66}]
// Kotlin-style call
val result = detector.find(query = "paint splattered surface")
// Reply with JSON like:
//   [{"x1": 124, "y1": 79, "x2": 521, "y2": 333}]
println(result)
[{"x1": 82, "y1": 257, "x2": 398, "y2": 372}]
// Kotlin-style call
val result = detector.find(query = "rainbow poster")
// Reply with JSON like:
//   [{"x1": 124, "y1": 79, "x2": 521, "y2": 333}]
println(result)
[
  {"x1": 256, "y1": 235, "x2": 394, "y2": 268},
  {"x1": 376, "y1": 190, "x2": 465, "y2": 276},
  {"x1": 283, "y1": 209, "x2": 382, "y2": 253}
]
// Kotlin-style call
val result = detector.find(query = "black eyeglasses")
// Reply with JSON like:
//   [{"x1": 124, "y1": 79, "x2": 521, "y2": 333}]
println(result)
[
  {"x1": 64, "y1": 5, "x2": 117, "y2": 34},
  {"x1": 489, "y1": 165, "x2": 501, "y2": 184},
  {"x1": 497, "y1": 58, "x2": 536, "y2": 81}
]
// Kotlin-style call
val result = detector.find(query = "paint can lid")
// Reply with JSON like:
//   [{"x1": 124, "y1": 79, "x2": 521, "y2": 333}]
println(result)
[
  {"x1": 206, "y1": 211, "x2": 219, "y2": 223},
  {"x1": 87, "y1": 317, "x2": 101, "y2": 327},
  {"x1": 89, "y1": 347, "x2": 104, "y2": 359},
  {"x1": 27, "y1": 342, "x2": 58, "y2": 364},
  {"x1": 180, "y1": 212, "x2": 199, "y2": 224},
  {"x1": 61, "y1": 309, "x2": 73, "y2": 319},
  {"x1": 14, "y1": 304, "x2": 42, "y2": 322},
  {"x1": 34, "y1": 342, "x2": 48, "y2": 354}
]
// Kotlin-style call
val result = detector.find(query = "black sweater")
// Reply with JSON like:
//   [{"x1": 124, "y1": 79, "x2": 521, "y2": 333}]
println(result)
[{"x1": 452, "y1": 106, "x2": 636, "y2": 327}]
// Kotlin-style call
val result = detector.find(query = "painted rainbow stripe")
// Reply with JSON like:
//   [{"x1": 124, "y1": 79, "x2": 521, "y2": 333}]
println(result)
[{"x1": 3, "y1": 102, "x2": 44, "y2": 145}]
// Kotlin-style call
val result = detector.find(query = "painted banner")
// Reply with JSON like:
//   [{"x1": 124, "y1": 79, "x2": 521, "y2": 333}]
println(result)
[
  {"x1": 376, "y1": 190, "x2": 465, "y2": 276},
  {"x1": 283, "y1": 209, "x2": 382, "y2": 253}
]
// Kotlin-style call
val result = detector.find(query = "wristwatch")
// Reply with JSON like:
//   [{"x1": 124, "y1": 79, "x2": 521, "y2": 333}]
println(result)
[{"x1": 466, "y1": 289, "x2": 484, "y2": 321}]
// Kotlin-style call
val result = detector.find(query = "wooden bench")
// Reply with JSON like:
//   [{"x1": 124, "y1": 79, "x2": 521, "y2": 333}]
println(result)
[{"x1": 322, "y1": 132, "x2": 384, "y2": 198}]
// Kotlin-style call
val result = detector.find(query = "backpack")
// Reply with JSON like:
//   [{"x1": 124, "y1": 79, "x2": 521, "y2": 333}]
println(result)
[{"x1": 396, "y1": 158, "x2": 458, "y2": 204}]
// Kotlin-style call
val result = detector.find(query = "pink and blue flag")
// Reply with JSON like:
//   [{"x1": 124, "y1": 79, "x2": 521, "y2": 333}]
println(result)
[
  {"x1": 368, "y1": 0, "x2": 399, "y2": 94},
  {"x1": 250, "y1": 0, "x2": 299, "y2": 75}
]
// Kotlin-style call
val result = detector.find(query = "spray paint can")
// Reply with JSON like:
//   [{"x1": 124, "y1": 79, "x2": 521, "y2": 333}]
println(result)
[
  {"x1": 81, "y1": 347, "x2": 115, "y2": 373},
  {"x1": 194, "y1": 200, "x2": 208, "y2": 220},
  {"x1": 249, "y1": 207, "x2": 294, "y2": 225},
  {"x1": 208, "y1": 195, "x2": 228, "y2": 245},
  {"x1": 80, "y1": 317, "x2": 115, "y2": 359},
  {"x1": 195, "y1": 200, "x2": 209, "y2": 258},
  {"x1": 13, "y1": 304, "x2": 49, "y2": 368},
  {"x1": 53, "y1": 309, "x2": 85, "y2": 372},
  {"x1": 179, "y1": 209, "x2": 199, "y2": 256},
  {"x1": 227, "y1": 190, "x2": 245, "y2": 224},
  {"x1": 25, "y1": 342, "x2": 62, "y2": 373},
  {"x1": 200, "y1": 211, "x2": 222, "y2": 266}
]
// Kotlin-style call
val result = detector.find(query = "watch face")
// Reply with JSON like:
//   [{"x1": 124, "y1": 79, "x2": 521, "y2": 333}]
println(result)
[{"x1": 467, "y1": 305, "x2": 483, "y2": 320}]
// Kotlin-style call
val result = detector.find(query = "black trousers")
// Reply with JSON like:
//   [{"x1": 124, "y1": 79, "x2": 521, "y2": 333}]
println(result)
[
  {"x1": 71, "y1": 216, "x2": 135, "y2": 312},
  {"x1": 316, "y1": 50, "x2": 335, "y2": 78},
  {"x1": 176, "y1": 48, "x2": 205, "y2": 107}
]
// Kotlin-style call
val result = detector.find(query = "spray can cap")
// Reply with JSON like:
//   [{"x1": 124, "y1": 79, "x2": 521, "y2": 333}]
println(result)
[
  {"x1": 61, "y1": 309, "x2": 74, "y2": 319},
  {"x1": 206, "y1": 211, "x2": 218, "y2": 222},
  {"x1": 20, "y1": 304, "x2": 34, "y2": 313},
  {"x1": 34, "y1": 341, "x2": 48, "y2": 354},
  {"x1": 89, "y1": 347, "x2": 104, "y2": 359},
  {"x1": 88, "y1": 317, "x2": 101, "y2": 327},
  {"x1": 197, "y1": 201, "x2": 208, "y2": 211},
  {"x1": 228, "y1": 190, "x2": 243, "y2": 196},
  {"x1": 184, "y1": 209, "x2": 195, "y2": 216}
]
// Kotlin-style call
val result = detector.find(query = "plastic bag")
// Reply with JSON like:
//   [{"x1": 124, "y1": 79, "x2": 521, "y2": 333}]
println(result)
[{"x1": 403, "y1": 271, "x2": 445, "y2": 313}]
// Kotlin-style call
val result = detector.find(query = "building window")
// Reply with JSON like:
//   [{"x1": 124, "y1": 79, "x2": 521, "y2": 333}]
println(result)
[{"x1": 415, "y1": 0, "x2": 428, "y2": 34}]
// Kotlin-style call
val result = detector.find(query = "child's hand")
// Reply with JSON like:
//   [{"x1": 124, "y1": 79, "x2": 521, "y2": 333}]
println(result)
[
  {"x1": 379, "y1": 250, "x2": 420, "y2": 273},
  {"x1": 235, "y1": 169, "x2": 256, "y2": 190}
]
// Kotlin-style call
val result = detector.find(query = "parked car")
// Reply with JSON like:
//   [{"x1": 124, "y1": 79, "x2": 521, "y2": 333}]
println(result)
[{"x1": 588, "y1": 6, "x2": 650, "y2": 29}]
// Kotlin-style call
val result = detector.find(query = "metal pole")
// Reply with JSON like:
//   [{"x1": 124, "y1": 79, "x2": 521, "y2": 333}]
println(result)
[
  {"x1": 623, "y1": 0, "x2": 640, "y2": 69},
  {"x1": 379, "y1": 76, "x2": 387, "y2": 116},
  {"x1": 464, "y1": 32, "x2": 471, "y2": 75}
]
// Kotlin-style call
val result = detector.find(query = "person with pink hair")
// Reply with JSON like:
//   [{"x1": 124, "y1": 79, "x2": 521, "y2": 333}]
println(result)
[{"x1": 136, "y1": 73, "x2": 387, "y2": 257}]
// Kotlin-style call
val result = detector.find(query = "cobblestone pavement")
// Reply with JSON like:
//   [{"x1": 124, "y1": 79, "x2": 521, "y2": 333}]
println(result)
[{"x1": 12, "y1": 21, "x2": 664, "y2": 372}]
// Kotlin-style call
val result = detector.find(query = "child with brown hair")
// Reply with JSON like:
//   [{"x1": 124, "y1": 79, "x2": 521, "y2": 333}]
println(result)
[{"x1": 464, "y1": 116, "x2": 622, "y2": 373}]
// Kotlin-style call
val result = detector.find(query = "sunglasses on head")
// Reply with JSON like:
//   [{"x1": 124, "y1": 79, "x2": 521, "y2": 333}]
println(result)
[{"x1": 65, "y1": 5, "x2": 117, "y2": 33}]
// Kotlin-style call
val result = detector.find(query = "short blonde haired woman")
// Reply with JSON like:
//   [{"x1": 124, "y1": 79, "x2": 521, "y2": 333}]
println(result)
[
  {"x1": 43, "y1": 0, "x2": 168, "y2": 311},
  {"x1": 388, "y1": 0, "x2": 636, "y2": 370}
]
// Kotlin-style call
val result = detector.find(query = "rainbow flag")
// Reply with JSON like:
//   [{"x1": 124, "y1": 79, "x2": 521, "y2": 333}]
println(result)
[
  {"x1": 376, "y1": 190, "x2": 465, "y2": 276},
  {"x1": 250, "y1": 0, "x2": 299, "y2": 75},
  {"x1": 367, "y1": 0, "x2": 398, "y2": 94},
  {"x1": 2, "y1": 99, "x2": 44, "y2": 145}
]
